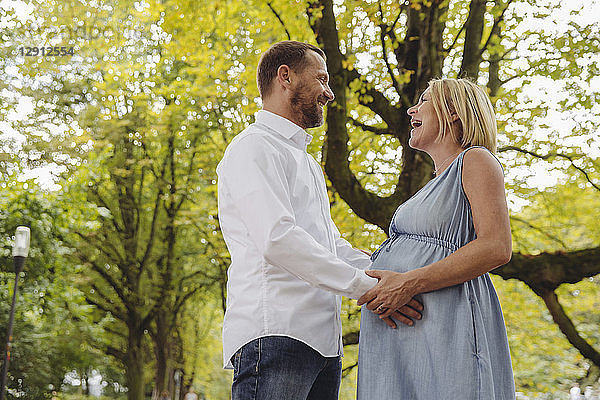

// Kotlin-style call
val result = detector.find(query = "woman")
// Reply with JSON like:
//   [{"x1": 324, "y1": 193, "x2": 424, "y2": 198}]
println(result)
[{"x1": 357, "y1": 78, "x2": 515, "y2": 399}]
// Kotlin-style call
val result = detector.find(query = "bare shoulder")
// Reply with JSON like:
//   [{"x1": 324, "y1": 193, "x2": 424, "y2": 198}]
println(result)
[
  {"x1": 462, "y1": 147, "x2": 505, "y2": 196},
  {"x1": 463, "y1": 147, "x2": 503, "y2": 180}
]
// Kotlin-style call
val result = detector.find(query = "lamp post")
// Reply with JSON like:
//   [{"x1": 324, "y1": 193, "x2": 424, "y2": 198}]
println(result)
[{"x1": 0, "y1": 227, "x2": 30, "y2": 400}]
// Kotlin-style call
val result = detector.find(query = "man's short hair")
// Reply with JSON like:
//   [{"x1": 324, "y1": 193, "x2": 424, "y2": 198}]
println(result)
[{"x1": 257, "y1": 41, "x2": 326, "y2": 99}]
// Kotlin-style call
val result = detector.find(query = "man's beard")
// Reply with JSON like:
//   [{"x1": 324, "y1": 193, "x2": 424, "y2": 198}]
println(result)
[{"x1": 290, "y1": 84, "x2": 324, "y2": 129}]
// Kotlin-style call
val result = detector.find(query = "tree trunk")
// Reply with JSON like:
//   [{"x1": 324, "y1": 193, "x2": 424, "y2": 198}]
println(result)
[
  {"x1": 152, "y1": 308, "x2": 171, "y2": 398},
  {"x1": 83, "y1": 371, "x2": 90, "y2": 396},
  {"x1": 304, "y1": 0, "x2": 600, "y2": 370},
  {"x1": 308, "y1": 0, "x2": 445, "y2": 231},
  {"x1": 126, "y1": 314, "x2": 146, "y2": 400},
  {"x1": 459, "y1": 0, "x2": 486, "y2": 78}
]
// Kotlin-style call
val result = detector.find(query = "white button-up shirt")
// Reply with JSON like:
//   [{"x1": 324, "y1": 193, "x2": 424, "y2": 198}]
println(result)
[{"x1": 217, "y1": 110, "x2": 377, "y2": 368}]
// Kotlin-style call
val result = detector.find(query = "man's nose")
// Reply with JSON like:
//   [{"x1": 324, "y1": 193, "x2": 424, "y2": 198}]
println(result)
[{"x1": 324, "y1": 85, "x2": 335, "y2": 102}]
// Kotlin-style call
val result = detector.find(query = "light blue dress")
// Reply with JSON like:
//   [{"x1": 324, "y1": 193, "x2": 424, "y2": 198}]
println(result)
[{"x1": 357, "y1": 147, "x2": 515, "y2": 400}]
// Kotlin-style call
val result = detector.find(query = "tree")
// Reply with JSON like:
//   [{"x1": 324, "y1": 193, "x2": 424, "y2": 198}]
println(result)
[
  {"x1": 58, "y1": 56, "x2": 219, "y2": 400},
  {"x1": 3, "y1": 0, "x2": 600, "y2": 396},
  {"x1": 0, "y1": 182, "x2": 120, "y2": 399},
  {"x1": 155, "y1": 0, "x2": 600, "y2": 393},
  {"x1": 1, "y1": 0, "x2": 227, "y2": 397},
  {"x1": 301, "y1": 0, "x2": 600, "y2": 377}
]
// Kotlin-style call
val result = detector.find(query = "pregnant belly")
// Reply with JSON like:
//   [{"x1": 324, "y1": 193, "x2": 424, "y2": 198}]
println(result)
[{"x1": 371, "y1": 235, "x2": 455, "y2": 273}]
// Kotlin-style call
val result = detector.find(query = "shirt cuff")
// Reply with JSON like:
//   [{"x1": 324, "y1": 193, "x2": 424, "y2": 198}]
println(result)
[
  {"x1": 351, "y1": 254, "x2": 372, "y2": 270},
  {"x1": 348, "y1": 271, "x2": 378, "y2": 300}
]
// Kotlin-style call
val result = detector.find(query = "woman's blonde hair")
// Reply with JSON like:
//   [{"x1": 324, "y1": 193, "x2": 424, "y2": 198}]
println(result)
[{"x1": 428, "y1": 78, "x2": 497, "y2": 153}]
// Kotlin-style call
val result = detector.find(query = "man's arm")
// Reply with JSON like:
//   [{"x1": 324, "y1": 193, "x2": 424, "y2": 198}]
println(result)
[
  {"x1": 330, "y1": 224, "x2": 371, "y2": 270},
  {"x1": 329, "y1": 223, "x2": 422, "y2": 327},
  {"x1": 218, "y1": 135, "x2": 377, "y2": 299}
]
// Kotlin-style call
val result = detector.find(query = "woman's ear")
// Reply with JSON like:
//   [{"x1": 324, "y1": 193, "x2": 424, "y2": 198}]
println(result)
[{"x1": 450, "y1": 112, "x2": 460, "y2": 122}]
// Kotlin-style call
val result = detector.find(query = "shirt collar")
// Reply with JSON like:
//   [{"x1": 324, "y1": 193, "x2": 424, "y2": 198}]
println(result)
[{"x1": 255, "y1": 110, "x2": 313, "y2": 149}]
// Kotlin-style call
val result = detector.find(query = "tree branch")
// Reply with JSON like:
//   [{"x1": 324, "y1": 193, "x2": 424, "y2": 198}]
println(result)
[
  {"x1": 509, "y1": 215, "x2": 568, "y2": 249},
  {"x1": 498, "y1": 72, "x2": 524, "y2": 86},
  {"x1": 307, "y1": 0, "x2": 431, "y2": 230},
  {"x1": 342, "y1": 362, "x2": 358, "y2": 377},
  {"x1": 444, "y1": 20, "x2": 467, "y2": 54},
  {"x1": 140, "y1": 174, "x2": 165, "y2": 272},
  {"x1": 104, "y1": 325, "x2": 128, "y2": 340},
  {"x1": 85, "y1": 295, "x2": 123, "y2": 322},
  {"x1": 89, "y1": 282, "x2": 127, "y2": 319},
  {"x1": 89, "y1": 185, "x2": 125, "y2": 234},
  {"x1": 348, "y1": 116, "x2": 391, "y2": 135},
  {"x1": 106, "y1": 345, "x2": 127, "y2": 363},
  {"x1": 346, "y1": 68, "x2": 403, "y2": 129},
  {"x1": 478, "y1": 0, "x2": 514, "y2": 58},
  {"x1": 175, "y1": 138, "x2": 201, "y2": 214},
  {"x1": 498, "y1": 44, "x2": 517, "y2": 61},
  {"x1": 74, "y1": 249, "x2": 130, "y2": 311},
  {"x1": 538, "y1": 289, "x2": 600, "y2": 367},
  {"x1": 493, "y1": 246, "x2": 600, "y2": 292},
  {"x1": 173, "y1": 287, "x2": 202, "y2": 317},
  {"x1": 267, "y1": 2, "x2": 291, "y2": 40},
  {"x1": 380, "y1": 25, "x2": 402, "y2": 97},
  {"x1": 378, "y1": 2, "x2": 402, "y2": 96},
  {"x1": 75, "y1": 230, "x2": 125, "y2": 265},
  {"x1": 389, "y1": 6, "x2": 406, "y2": 31},
  {"x1": 343, "y1": 330, "x2": 359, "y2": 346},
  {"x1": 499, "y1": 146, "x2": 600, "y2": 191}
]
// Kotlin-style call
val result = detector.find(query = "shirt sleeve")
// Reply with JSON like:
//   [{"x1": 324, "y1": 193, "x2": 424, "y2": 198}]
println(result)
[
  {"x1": 218, "y1": 135, "x2": 377, "y2": 299},
  {"x1": 330, "y1": 222, "x2": 372, "y2": 270}
]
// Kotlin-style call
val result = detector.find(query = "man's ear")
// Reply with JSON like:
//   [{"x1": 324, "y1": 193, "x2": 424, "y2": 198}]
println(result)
[{"x1": 277, "y1": 65, "x2": 292, "y2": 88}]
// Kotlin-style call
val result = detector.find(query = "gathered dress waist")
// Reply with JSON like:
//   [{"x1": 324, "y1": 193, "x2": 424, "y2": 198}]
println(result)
[{"x1": 371, "y1": 231, "x2": 459, "y2": 262}]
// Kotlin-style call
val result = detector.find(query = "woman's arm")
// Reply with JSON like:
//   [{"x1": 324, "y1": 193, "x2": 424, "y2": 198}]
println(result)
[{"x1": 358, "y1": 148, "x2": 512, "y2": 318}]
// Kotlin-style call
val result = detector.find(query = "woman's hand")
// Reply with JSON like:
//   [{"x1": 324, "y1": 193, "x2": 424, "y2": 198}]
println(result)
[
  {"x1": 357, "y1": 269, "x2": 423, "y2": 325},
  {"x1": 359, "y1": 149, "x2": 512, "y2": 320}
]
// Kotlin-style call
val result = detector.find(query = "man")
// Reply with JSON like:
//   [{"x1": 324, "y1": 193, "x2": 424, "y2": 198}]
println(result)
[
  {"x1": 183, "y1": 386, "x2": 198, "y2": 400},
  {"x1": 216, "y1": 41, "x2": 422, "y2": 400}
]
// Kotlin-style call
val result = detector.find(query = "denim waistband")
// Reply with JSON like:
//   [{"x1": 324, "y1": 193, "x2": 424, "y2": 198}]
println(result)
[{"x1": 370, "y1": 232, "x2": 459, "y2": 261}]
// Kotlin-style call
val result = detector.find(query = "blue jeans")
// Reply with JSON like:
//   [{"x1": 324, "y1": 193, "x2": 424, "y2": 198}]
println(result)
[{"x1": 231, "y1": 336, "x2": 341, "y2": 400}]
